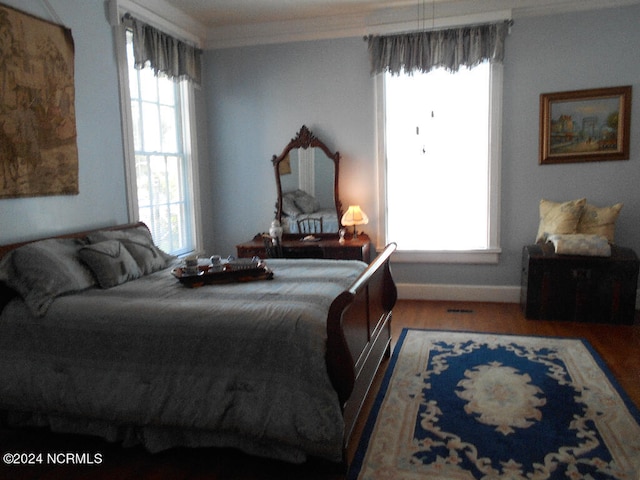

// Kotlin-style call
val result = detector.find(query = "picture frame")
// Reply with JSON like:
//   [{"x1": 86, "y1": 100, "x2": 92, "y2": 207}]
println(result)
[
  {"x1": 539, "y1": 86, "x2": 631, "y2": 165},
  {"x1": 0, "y1": 4, "x2": 78, "y2": 198}
]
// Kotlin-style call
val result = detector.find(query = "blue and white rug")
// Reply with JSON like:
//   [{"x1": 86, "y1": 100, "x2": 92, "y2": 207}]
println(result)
[{"x1": 350, "y1": 329, "x2": 640, "y2": 479}]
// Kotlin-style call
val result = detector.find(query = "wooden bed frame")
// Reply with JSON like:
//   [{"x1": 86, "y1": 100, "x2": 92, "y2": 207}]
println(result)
[{"x1": 0, "y1": 222, "x2": 397, "y2": 464}]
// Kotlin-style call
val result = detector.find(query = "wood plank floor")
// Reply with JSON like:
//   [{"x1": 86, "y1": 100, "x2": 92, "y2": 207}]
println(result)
[{"x1": 1, "y1": 300, "x2": 638, "y2": 479}]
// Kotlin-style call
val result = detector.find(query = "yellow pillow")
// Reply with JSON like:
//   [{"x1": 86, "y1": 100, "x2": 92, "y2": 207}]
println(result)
[
  {"x1": 535, "y1": 198, "x2": 586, "y2": 243},
  {"x1": 577, "y1": 202, "x2": 623, "y2": 243}
]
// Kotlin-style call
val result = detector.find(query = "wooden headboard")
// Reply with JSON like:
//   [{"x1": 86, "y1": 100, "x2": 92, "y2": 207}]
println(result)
[{"x1": 0, "y1": 222, "x2": 149, "y2": 260}]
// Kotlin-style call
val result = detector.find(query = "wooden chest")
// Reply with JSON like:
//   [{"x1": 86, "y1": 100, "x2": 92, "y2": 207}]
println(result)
[{"x1": 521, "y1": 243, "x2": 638, "y2": 324}]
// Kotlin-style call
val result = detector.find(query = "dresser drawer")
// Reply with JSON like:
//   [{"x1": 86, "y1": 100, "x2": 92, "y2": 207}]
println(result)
[
  {"x1": 322, "y1": 245, "x2": 370, "y2": 261},
  {"x1": 236, "y1": 234, "x2": 372, "y2": 262}
]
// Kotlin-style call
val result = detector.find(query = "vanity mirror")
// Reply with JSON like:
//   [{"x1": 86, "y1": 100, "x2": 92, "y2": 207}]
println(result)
[
  {"x1": 272, "y1": 125, "x2": 343, "y2": 233},
  {"x1": 236, "y1": 128, "x2": 371, "y2": 260}
]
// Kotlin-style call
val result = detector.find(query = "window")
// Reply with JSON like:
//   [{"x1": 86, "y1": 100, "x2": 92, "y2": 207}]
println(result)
[
  {"x1": 123, "y1": 30, "x2": 200, "y2": 256},
  {"x1": 380, "y1": 61, "x2": 502, "y2": 263}
]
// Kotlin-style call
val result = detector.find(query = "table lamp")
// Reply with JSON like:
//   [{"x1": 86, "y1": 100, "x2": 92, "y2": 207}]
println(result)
[{"x1": 341, "y1": 205, "x2": 369, "y2": 239}]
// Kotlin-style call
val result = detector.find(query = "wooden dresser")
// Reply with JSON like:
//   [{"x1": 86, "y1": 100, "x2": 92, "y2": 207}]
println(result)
[
  {"x1": 521, "y1": 243, "x2": 638, "y2": 324},
  {"x1": 236, "y1": 233, "x2": 372, "y2": 263}
]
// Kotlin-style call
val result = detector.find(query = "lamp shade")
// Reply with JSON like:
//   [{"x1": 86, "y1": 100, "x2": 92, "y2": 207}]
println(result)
[{"x1": 341, "y1": 205, "x2": 369, "y2": 226}]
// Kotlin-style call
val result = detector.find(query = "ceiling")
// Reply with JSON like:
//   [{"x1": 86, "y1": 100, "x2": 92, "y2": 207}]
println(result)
[
  {"x1": 163, "y1": 0, "x2": 420, "y2": 27},
  {"x1": 141, "y1": 0, "x2": 640, "y2": 48}
]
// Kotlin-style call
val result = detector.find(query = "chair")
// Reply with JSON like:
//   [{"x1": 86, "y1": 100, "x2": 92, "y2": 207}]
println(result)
[
  {"x1": 262, "y1": 235, "x2": 283, "y2": 258},
  {"x1": 297, "y1": 217, "x2": 323, "y2": 234}
]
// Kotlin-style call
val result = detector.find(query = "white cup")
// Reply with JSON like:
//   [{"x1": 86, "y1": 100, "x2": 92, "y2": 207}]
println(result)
[{"x1": 185, "y1": 255, "x2": 198, "y2": 275}]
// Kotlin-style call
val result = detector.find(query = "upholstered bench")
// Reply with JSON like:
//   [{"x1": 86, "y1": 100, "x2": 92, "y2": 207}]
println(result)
[{"x1": 521, "y1": 243, "x2": 639, "y2": 324}]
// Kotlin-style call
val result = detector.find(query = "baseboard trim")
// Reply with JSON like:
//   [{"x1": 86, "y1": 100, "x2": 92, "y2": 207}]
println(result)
[
  {"x1": 397, "y1": 283, "x2": 640, "y2": 310},
  {"x1": 397, "y1": 283, "x2": 521, "y2": 303}
]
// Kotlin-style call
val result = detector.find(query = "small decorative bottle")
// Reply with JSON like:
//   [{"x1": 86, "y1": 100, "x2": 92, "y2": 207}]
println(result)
[
  {"x1": 269, "y1": 219, "x2": 283, "y2": 245},
  {"x1": 339, "y1": 228, "x2": 347, "y2": 244}
]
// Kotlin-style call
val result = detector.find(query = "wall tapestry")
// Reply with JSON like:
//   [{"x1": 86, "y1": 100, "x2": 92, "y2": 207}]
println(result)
[{"x1": 0, "y1": 4, "x2": 78, "y2": 198}]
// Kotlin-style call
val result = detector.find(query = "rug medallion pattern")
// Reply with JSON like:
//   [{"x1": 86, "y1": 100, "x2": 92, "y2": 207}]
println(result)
[{"x1": 351, "y1": 330, "x2": 640, "y2": 480}]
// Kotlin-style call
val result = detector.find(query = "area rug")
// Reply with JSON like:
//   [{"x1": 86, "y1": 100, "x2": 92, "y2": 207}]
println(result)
[{"x1": 349, "y1": 329, "x2": 640, "y2": 480}]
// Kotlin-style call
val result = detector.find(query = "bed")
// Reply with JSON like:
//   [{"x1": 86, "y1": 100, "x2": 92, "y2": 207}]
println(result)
[{"x1": 0, "y1": 222, "x2": 396, "y2": 465}]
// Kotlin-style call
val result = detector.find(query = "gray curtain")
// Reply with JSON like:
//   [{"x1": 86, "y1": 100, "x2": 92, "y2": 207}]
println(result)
[
  {"x1": 368, "y1": 21, "x2": 510, "y2": 76},
  {"x1": 126, "y1": 15, "x2": 202, "y2": 85}
]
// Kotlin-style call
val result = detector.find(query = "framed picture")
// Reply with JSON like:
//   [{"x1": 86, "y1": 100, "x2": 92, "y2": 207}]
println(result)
[
  {"x1": 0, "y1": 4, "x2": 78, "y2": 198},
  {"x1": 539, "y1": 86, "x2": 631, "y2": 165}
]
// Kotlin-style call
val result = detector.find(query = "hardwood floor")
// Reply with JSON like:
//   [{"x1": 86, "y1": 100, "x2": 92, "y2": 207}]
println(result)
[{"x1": 1, "y1": 300, "x2": 638, "y2": 479}]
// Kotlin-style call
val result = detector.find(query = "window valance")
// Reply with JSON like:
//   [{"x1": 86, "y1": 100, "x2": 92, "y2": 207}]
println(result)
[
  {"x1": 125, "y1": 15, "x2": 202, "y2": 85},
  {"x1": 367, "y1": 21, "x2": 510, "y2": 76}
]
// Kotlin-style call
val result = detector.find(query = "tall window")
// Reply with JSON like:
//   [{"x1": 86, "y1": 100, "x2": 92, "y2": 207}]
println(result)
[
  {"x1": 124, "y1": 30, "x2": 198, "y2": 256},
  {"x1": 381, "y1": 62, "x2": 502, "y2": 262}
]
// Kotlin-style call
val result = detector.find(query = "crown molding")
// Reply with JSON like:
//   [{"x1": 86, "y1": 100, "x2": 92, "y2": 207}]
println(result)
[
  {"x1": 205, "y1": 8, "x2": 513, "y2": 50},
  {"x1": 113, "y1": 0, "x2": 640, "y2": 50},
  {"x1": 110, "y1": 0, "x2": 208, "y2": 48},
  {"x1": 512, "y1": 0, "x2": 640, "y2": 18},
  {"x1": 205, "y1": 12, "x2": 369, "y2": 50},
  {"x1": 203, "y1": 0, "x2": 640, "y2": 49}
]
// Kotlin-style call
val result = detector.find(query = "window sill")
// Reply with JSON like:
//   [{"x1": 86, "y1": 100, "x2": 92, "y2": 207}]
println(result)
[{"x1": 388, "y1": 248, "x2": 501, "y2": 264}]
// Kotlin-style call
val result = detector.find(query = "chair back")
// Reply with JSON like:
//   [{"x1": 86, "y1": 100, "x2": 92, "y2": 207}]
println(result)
[
  {"x1": 262, "y1": 235, "x2": 283, "y2": 258},
  {"x1": 297, "y1": 217, "x2": 323, "y2": 234}
]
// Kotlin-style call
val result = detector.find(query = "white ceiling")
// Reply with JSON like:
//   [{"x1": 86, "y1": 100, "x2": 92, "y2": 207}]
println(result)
[
  {"x1": 163, "y1": 0, "x2": 419, "y2": 27},
  {"x1": 134, "y1": 0, "x2": 640, "y2": 48}
]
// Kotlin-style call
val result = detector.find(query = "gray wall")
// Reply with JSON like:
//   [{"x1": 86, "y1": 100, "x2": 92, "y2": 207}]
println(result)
[
  {"x1": 205, "y1": 4, "x2": 640, "y2": 289},
  {"x1": 0, "y1": 0, "x2": 129, "y2": 242},
  {"x1": 0, "y1": 1, "x2": 637, "y2": 294},
  {"x1": 204, "y1": 38, "x2": 376, "y2": 254},
  {"x1": 0, "y1": 0, "x2": 214, "y2": 250}
]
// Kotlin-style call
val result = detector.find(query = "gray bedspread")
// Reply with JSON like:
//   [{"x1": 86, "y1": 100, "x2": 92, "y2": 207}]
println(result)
[{"x1": 0, "y1": 258, "x2": 367, "y2": 463}]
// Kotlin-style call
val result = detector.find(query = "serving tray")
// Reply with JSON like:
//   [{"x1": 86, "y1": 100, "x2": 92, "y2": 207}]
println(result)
[{"x1": 172, "y1": 260, "x2": 273, "y2": 287}]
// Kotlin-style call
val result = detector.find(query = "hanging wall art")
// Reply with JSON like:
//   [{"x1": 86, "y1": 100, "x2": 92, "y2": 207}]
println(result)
[
  {"x1": 0, "y1": 3, "x2": 78, "y2": 198},
  {"x1": 539, "y1": 86, "x2": 632, "y2": 165}
]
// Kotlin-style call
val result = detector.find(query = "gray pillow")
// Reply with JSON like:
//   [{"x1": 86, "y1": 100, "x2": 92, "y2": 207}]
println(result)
[
  {"x1": 86, "y1": 225, "x2": 153, "y2": 245},
  {"x1": 0, "y1": 238, "x2": 96, "y2": 317},
  {"x1": 292, "y1": 189, "x2": 319, "y2": 214},
  {"x1": 282, "y1": 193, "x2": 301, "y2": 217},
  {"x1": 120, "y1": 239, "x2": 172, "y2": 275},
  {"x1": 87, "y1": 226, "x2": 175, "y2": 274},
  {"x1": 79, "y1": 240, "x2": 142, "y2": 288}
]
